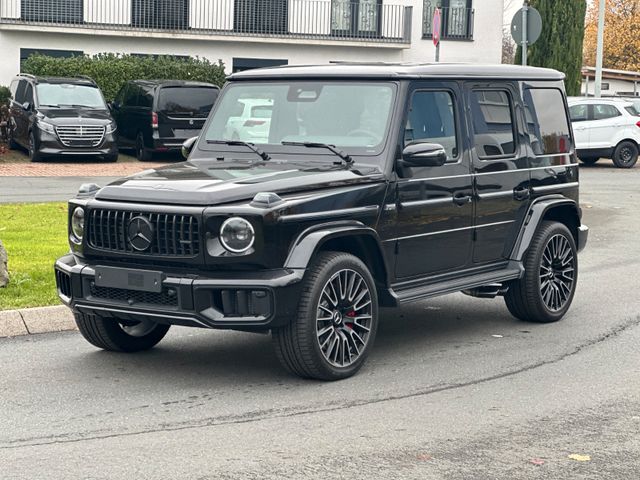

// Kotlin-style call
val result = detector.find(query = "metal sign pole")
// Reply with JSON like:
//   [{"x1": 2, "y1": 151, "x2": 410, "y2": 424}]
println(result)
[
  {"x1": 436, "y1": 42, "x2": 440, "y2": 62},
  {"x1": 594, "y1": 0, "x2": 606, "y2": 97},
  {"x1": 521, "y1": 1, "x2": 528, "y2": 66}
]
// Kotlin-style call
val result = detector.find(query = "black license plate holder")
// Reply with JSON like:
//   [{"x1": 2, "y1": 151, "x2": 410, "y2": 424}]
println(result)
[{"x1": 94, "y1": 266, "x2": 164, "y2": 293}]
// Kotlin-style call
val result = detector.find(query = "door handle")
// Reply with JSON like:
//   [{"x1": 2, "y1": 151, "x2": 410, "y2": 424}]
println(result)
[
  {"x1": 513, "y1": 186, "x2": 530, "y2": 201},
  {"x1": 453, "y1": 192, "x2": 472, "y2": 206}
]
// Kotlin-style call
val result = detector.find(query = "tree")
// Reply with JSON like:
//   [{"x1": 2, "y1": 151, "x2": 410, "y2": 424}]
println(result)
[
  {"x1": 502, "y1": 27, "x2": 516, "y2": 64},
  {"x1": 515, "y1": 0, "x2": 587, "y2": 96},
  {"x1": 583, "y1": 0, "x2": 640, "y2": 71}
]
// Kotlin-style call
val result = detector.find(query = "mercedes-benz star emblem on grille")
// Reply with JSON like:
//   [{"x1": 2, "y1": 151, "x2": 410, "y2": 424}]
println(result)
[{"x1": 127, "y1": 216, "x2": 154, "y2": 251}]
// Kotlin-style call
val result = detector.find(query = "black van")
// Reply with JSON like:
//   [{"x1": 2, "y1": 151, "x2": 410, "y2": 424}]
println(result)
[
  {"x1": 8, "y1": 74, "x2": 118, "y2": 162},
  {"x1": 110, "y1": 80, "x2": 220, "y2": 161},
  {"x1": 56, "y1": 64, "x2": 588, "y2": 380}
]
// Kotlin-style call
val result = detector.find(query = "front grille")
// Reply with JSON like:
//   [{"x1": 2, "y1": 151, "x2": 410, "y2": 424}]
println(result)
[
  {"x1": 55, "y1": 270, "x2": 72, "y2": 297},
  {"x1": 55, "y1": 125, "x2": 105, "y2": 147},
  {"x1": 89, "y1": 283, "x2": 178, "y2": 307},
  {"x1": 88, "y1": 209, "x2": 200, "y2": 257}
]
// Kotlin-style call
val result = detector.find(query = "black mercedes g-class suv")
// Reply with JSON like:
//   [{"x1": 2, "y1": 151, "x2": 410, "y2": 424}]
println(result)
[
  {"x1": 8, "y1": 74, "x2": 118, "y2": 162},
  {"x1": 55, "y1": 64, "x2": 588, "y2": 380}
]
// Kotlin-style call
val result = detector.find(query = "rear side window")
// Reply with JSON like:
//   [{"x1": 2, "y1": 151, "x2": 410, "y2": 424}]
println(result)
[
  {"x1": 470, "y1": 89, "x2": 516, "y2": 157},
  {"x1": 523, "y1": 88, "x2": 571, "y2": 155},
  {"x1": 404, "y1": 90, "x2": 458, "y2": 161},
  {"x1": 569, "y1": 104, "x2": 588, "y2": 122},
  {"x1": 157, "y1": 87, "x2": 219, "y2": 116},
  {"x1": 24, "y1": 84, "x2": 34, "y2": 104},
  {"x1": 593, "y1": 104, "x2": 621, "y2": 120},
  {"x1": 625, "y1": 105, "x2": 640, "y2": 116},
  {"x1": 15, "y1": 80, "x2": 27, "y2": 103},
  {"x1": 123, "y1": 84, "x2": 139, "y2": 106}
]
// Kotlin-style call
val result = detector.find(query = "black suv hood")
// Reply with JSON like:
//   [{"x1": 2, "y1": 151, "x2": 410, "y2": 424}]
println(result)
[
  {"x1": 95, "y1": 161, "x2": 384, "y2": 206},
  {"x1": 39, "y1": 108, "x2": 113, "y2": 126}
]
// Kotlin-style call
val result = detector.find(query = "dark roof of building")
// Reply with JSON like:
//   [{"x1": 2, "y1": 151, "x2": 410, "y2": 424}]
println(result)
[{"x1": 229, "y1": 63, "x2": 565, "y2": 81}]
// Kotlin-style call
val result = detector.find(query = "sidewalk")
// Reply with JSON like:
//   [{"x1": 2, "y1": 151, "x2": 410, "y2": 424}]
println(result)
[{"x1": 0, "y1": 161, "x2": 165, "y2": 177}]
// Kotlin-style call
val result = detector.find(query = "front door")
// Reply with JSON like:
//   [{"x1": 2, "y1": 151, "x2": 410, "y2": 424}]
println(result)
[
  {"x1": 467, "y1": 83, "x2": 531, "y2": 265},
  {"x1": 389, "y1": 82, "x2": 474, "y2": 280}
]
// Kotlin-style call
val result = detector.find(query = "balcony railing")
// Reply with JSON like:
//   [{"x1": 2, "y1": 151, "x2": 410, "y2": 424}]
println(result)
[
  {"x1": 423, "y1": 6, "x2": 474, "y2": 41},
  {"x1": 0, "y1": 0, "x2": 412, "y2": 44}
]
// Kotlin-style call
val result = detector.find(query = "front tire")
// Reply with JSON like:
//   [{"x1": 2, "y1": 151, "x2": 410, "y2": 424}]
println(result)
[
  {"x1": 272, "y1": 252, "x2": 379, "y2": 380},
  {"x1": 612, "y1": 141, "x2": 638, "y2": 168},
  {"x1": 28, "y1": 132, "x2": 42, "y2": 162},
  {"x1": 75, "y1": 312, "x2": 170, "y2": 352},
  {"x1": 505, "y1": 221, "x2": 578, "y2": 323},
  {"x1": 103, "y1": 153, "x2": 118, "y2": 163}
]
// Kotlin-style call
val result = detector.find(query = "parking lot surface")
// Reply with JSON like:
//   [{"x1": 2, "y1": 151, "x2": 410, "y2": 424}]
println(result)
[{"x1": 0, "y1": 162, "x2": 639, "y2": 479}]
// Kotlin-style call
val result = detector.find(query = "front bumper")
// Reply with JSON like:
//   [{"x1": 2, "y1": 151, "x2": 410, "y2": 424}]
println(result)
[
  {"x1": 38, "y1": 131, "x2": 117, "y2": 158},
  {"x1": 577, "y1": 224, "x2": 589, "y2": 252},
  {"x1": 54, "y1": 254, "x2": 305, "y2": 330}
]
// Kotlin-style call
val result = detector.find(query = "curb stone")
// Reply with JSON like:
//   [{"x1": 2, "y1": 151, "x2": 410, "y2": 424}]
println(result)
[{"x1": 0, "y1": 305, "x2": 76, "y2": 338}]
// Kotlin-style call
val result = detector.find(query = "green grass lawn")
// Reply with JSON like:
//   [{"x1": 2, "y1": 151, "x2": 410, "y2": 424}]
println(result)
[{"x1": 0, "y1": 203, "x2": 69, "y2": 310}]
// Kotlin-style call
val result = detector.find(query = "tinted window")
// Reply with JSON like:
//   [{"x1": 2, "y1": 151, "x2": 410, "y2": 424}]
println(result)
[
  {"x1": 470, "y1": 89, "x2": 516, "y2": 157},
  {"x1": 569, "y1": 104, "x2": 588, "y2": 122},
  {"x1": 24, "y1": 84, "x2": 34, "y2": 105},
  {"x1": 404, "y1": 90, "x2": 458, "y2": 161},
  {"x1": 157, "y1": 87, "x2": 219, "y2": 116},
  {"x1": 625, "y1": 105, "x2": 640, "y2": 116},
  {"x1": 138, "y1": 86, "x2": 154, "y2": 109},
  {"x1": 523, "y1": 88, "x2": 571, "y2": 155},
  {"x1": 593, "y1": 104, "x2": 621, "y2": 120},
  {"x1": 123, "y1": 84, "x2": 138, "y2": 106},
  {"x1": 15, "y1": 80, "x2": 27, "y2": 104}
]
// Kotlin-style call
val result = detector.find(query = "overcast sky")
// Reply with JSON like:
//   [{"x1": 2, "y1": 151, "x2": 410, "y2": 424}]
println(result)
[{"x1": 504, "y1": 0, "x2": 595, "y2": 26}]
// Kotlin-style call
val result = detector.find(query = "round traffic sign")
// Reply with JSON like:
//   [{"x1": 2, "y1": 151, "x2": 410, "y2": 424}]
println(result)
[{"x1": 511, "y1": 6, "x2": 542, "y2": 45}]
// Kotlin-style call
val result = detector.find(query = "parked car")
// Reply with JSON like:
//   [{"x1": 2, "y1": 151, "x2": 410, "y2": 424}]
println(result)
[
  {"x1": 111, "y1": 80, "x2": 220, "y2": 161},
  {"x1": 7, "y1": 74, "x2": 117, "y2": 162},
  {"x1": 568, "y1": 97, "x2": 640, "y2": 168},
  {"x1": 224, "y1": 98, "x2": 273, "y2": 143},
  {"x1": 55, "y1": 64, "x2": 588, "y2": 381}
]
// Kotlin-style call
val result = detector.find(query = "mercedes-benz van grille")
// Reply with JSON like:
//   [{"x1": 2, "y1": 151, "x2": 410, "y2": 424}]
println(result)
[{"x1": 56, "y1": 125, "x2": 106, "y2": 147}]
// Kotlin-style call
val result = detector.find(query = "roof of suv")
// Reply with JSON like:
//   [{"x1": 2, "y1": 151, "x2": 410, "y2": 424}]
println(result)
[
  {"x1": 130, "y1": 79, "x2": 219, "y2": 88},
  {"x1": 568, "y1": 96, "x2": 637, "y2": 105},
  {"x1": 229, "y1": 63, "x2": 565, "y2": 81},
  {"x1": 16, "y1": 74, "x2": 98, "y2": 86}
]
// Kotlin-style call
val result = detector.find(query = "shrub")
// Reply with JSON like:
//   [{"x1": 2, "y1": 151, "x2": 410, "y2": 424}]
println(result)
[
  {"x1": 22, "y1": 53, "x2": 227, "y2": 102},
  {"x1": 0, "y1": 86, "x2": 11, "y2": 106}
]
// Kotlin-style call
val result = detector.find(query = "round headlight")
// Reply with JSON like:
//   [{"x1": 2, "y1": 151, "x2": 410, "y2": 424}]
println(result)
[
  {"x1": 71, "y1": 207, "x2": 85, "y2": 241},
  {"x1": 220, "y1": 217, "x2": 255, "y2": 253}
]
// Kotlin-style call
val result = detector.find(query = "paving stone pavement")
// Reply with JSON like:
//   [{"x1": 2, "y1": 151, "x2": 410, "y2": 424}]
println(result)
[{"x1": 0, "y1": 161, "x2": 166, "y2": 177}]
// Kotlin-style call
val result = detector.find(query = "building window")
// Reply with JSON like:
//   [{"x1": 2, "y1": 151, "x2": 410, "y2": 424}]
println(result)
[
  {"x1": 331, "y1": 0, "x2": 382, "y2": 37},
  {"x1": 20, "y1": 48, "x2": 83, "y2": 70},
  {"x1": 21, "y1": 0, "x2": 83, "y2": 24},
  {"x1": 131, "y1": 0, "x2": 189, "y2": 30},
  {"x1": 423, "y1": 0, "x2": 473, "y2": 40},
  {"x1": 234, "y1": 0, "x2": 289, "y2": 35},
  {"x1": 232, "y1": 58, "x2": 288, "y2": 73}
]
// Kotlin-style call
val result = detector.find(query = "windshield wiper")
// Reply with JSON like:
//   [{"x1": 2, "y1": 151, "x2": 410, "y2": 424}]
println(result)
[
  {"x1": 206, "y1": 140, "x2": 271, "y2": 161},
  {"x1": 281, "y1": 141, "x2": 353, "y2": 165}
]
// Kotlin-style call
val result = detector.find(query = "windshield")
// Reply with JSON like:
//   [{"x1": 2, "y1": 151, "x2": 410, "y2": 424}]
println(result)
[
  {"x1": 36, "y1": 83, "x2": 106, "y2": 108},
  {"x1": 158, "y1": 87, "x2": 219, "y2": 116},
  {"x1": 203, "y1": 82, "x2": 396, "y2": 157}
]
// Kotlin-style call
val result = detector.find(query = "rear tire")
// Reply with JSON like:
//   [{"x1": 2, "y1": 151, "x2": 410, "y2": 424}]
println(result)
[
  {"x1": 579, "y1": 156, "x2": 599, "y2": 166},
  {"x1": 136, "y1": 132, "x2": 153, "y2": 161},
  {"x1": 612, "y1": 141, "x2": 638, "y2": 168},
  {"x1": 272, "y1": 251, "x2": 378, "y2": 381},
  {"x1": 505, "y1": 221, "x2": 578, "y2": 323},
  {"x1": 74, "y1": 312, "x2": 170, "y2": 352}
]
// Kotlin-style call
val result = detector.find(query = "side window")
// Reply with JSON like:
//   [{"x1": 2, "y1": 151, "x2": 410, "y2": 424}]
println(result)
[
  {"x1": 569, "y1": 104, "x2": 588, "y2": 122},
  {"x1": 404, "y1": 90, "x2": 458, "y2": 161},
  {"x1": 15, "y1": 80, "x2": 27, "y2": 104},
  {"x1": 522, "y1": 88, "x2": 571, "y2": 155},
  {"x1": 9, "y1": 80, "x2": 18, "y2": 99},
  {"x1": 593, "y1": 104, "x2": 621, "y2": 120},
  {"x1": 470, "y1": 89, "x2": 516, "y2": 157},
  {"x1": 113, "y1": 85, "x2": 126, "y2": 105},
  {"x1": 24, "y1": 84, "x2": 34, "y2": 105},
  {"x1": 138, "y1": 86, "x2": 153, "y2": 109},
  {"x1": 123, "y1": 84, "x2": 138, "y2": 106}
]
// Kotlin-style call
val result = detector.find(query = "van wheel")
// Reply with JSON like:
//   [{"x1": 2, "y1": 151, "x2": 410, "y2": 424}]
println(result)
[
  {"x1": 272, "y1": 252, "x2": 378, "y2": 380},
  {"x1": 28, "y1": 132, "x2": 42, "y2": 162},
  {"x1": 136, "y1": 132, "x2": 153, "y2": 161},
  {"x1": 103, "y1": 154, "x2": 118, "y2": 163},
  {"x1": 505, "y1": 221, "x2": 578, "y2": 323},
  {"x1": 612, "y1": 141, "x2": 638, "y2": 168},
  {"x1": 579, "y1": 157, "x2": 599, "y2": 166},
  {"x1": 74, "y1": 312, "x2": 170, "y2": 352}
]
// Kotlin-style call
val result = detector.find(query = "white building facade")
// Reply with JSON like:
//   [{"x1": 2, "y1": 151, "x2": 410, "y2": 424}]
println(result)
[{"x1": 0, "y1": 0, "x2": 504, "y2": 86}]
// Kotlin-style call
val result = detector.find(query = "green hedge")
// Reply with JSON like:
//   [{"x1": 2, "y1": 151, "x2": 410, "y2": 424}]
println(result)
[
  {"x1": 22, "y1": 53, "x2": 226, "y2": 102},
  {"x1": 0, "y1": 85, "x2": 10, "y2": 106}
]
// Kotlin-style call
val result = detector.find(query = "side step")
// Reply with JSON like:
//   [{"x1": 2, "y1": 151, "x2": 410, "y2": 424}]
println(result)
[{"x1": 392, "y1": 265, "x2": 524, "y2": 305}]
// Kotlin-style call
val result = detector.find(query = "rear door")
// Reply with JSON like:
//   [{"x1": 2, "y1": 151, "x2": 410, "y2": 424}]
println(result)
[
  {"x1": 467, "y1": 83, "x2": 531, "y2": 265},
  {"x1": 589, "y1": 103, "x2": 623, "y2": 149},
  {"x1": 156, "y1": 86, "x2": 219, "y2": 143}
]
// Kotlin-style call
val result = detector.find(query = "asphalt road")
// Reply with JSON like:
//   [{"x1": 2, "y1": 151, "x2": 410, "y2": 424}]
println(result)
[
  {"x1": 0, "y1": 176, "x2": 119, "y2": 203},
  {"x1": 1, "y1": 160, "x2": 639, "y2": 479}
]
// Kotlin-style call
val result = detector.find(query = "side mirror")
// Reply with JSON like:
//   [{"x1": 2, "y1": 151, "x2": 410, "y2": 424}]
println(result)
[
  {"x1": 400, "y1": 142, "x2": 448, "y2": 168},
  {"x1": 181, "y1": 136, "x2": 198, "y2": 160},
  {"x1": 22, "y1": 101, "x2": 31, "y2": 111},
  {"x1": 111, "y1": 101, "x2": 120, "y2": 110}
]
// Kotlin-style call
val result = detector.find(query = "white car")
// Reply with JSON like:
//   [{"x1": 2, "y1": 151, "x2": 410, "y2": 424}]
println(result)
[
  {"x1": 568, "y1": 97, "x2": 640, "y2": 168},
  {"x1": 224, "y1": 98, "x2": 273, "y2": 144}
]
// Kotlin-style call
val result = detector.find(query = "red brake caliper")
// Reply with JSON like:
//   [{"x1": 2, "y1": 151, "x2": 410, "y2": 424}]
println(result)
[{"x1": 345, "y1": 310, "x2": 356, "y2": 329}]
